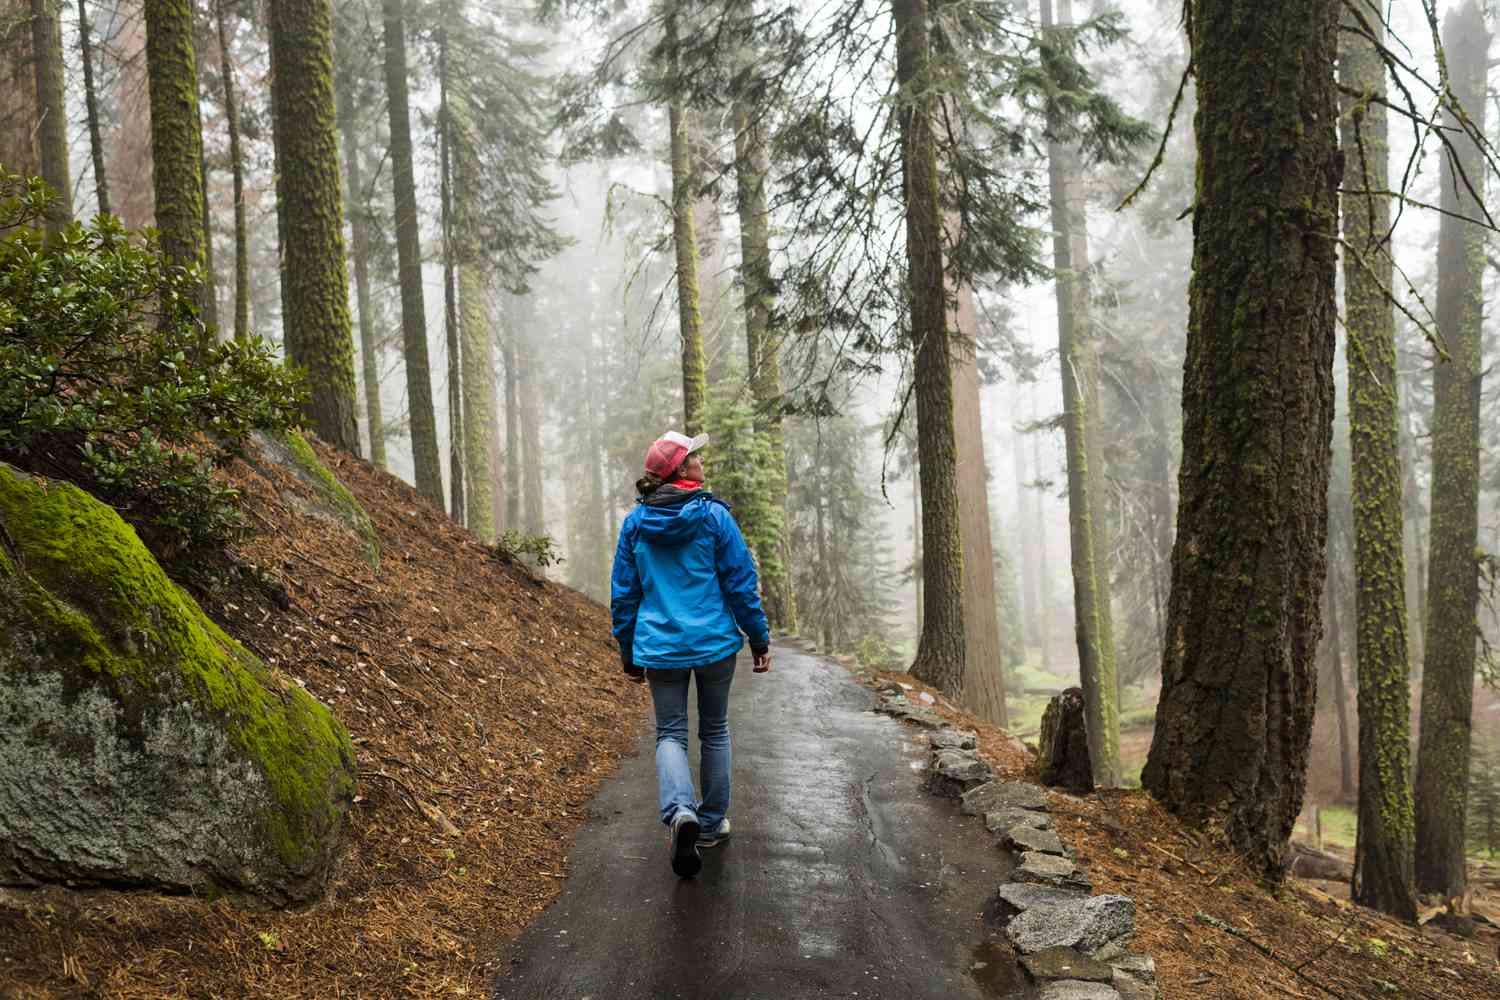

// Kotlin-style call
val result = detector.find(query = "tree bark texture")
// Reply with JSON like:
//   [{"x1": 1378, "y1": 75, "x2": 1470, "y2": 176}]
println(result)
[
  {"x1": 1042, "y1": 0, "x2": 1119, "y2": 786},
  {"x1": 215, "y1": 0, "x2": 250, "y2": 342},
  {"x1": 144, "y1": 0, "x2": 205, "y2": 290},
  {"x1": 952, "y1": 282, "x2": 1007, "y2": 727},
  {"x1": 502, "y1": 305, "x2": 521, "y2": 531},
  {"x1": 78, "y1": 0, "x2": 111, "y2": 216},
  {"x1": 893, "y1": 0, "x2": 965, "y2": 697},
  {"x1": 733, "y1": 98, "x2": 796, "y2": 632},
  {"x1": 30, "y1": 0, "x2": 71, "y2": 227},
  {"x1": 381, "y1": 0, "x2": 443, "y2": 502},
  {"x1": 1416, "y1": 0, "x2": 1488, "y2": 901},
  {"x1": 438, "y1": 31, "x2": 464, "y2": 523},
  {"x1": 1, "y1": 1, "x2": 41, "y2": 179},
  {"x1": 267, "y1": 0, "x2": 359, "y2": 451},
  {"x1": 460, "y1": 265, "x2": 495, "y2": 541},
  {"x1": 334, "y1": 23, "x2": 385, "y2": 468},
  {"x1": 1140, "y1": 0, "x2": 1340, "y2": 878},
  {"x1": 1338, "y1": 0, "x2": 1416, "y2": 920},
  {"x1": 666, "y1": 11, "x2": 706, "y2": 436}
]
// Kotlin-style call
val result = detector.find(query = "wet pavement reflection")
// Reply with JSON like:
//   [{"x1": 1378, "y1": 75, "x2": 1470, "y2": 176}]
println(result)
[{"x1": 491, "y1": 642, "x2": 1025, "y2": 1000}]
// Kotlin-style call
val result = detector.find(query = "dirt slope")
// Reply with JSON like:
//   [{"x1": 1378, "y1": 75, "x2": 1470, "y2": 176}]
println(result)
[{"x1": 0, "y1": 437, "x2": 649, "y2": 999}]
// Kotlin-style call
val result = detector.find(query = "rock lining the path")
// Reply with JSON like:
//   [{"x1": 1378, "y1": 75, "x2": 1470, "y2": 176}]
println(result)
[
  {"x1": 874, "y1": 689, "x2": 1154, "y2": 1000},
  {"x1": 961, "y1": 779, "x2": 1049, "y2": 815}
]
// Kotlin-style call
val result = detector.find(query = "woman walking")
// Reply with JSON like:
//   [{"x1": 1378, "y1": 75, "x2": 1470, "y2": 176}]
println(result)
[{"x1": 610, "y1": 430, "x2": 772, "y2": 878}]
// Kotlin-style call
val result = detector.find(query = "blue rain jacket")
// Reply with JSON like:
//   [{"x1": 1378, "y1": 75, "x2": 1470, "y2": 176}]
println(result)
[{"x1": 611, "y1": 491, "x2": 771, "y2": 670}]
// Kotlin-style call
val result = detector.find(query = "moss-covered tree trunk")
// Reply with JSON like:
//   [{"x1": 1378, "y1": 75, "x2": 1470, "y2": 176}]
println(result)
[
  {"x1": 1338, "y1": 0, "x2": 1416, "y2": 919},
  {"x1": 515, "y1": 297, "x2": 545, "y2": 537},
  {"x1": 334, "y1": 16, "x2": 385, "y2": 468},
  {"x1": 1139, "y1": 0, "x2": 1339, "y2": 878},
  {"x1": 266, "y1": 0, "x2": 358, "y2": 451},
  {"x1": 502, "y1": 303, "x2": 521, "y2": 530},
  {"x1": 460, "y1": 266, "x2": 494, "y2": 541},
  {"x1": 733, "y1": 97, "x2": 795, "y2": 631},
  {"x1": 1416, "y1": 0, "x2": 1488, "y2": 901},
  {"x1": 78, "y1": 0, "x2": 110, "y2": 216},
  {"x1": 665, "y1": 9, "x2": 706, "y2": 437},
  {"x1": 380, "y1": 0, "x2": 443, "y2": 502},
  {"x1": 1042, "y1": 0, "x2": 1119, "y2": 786},
  {"x1": 215, "y1": 0, "x2": 250, "y2": 342},
  {"x1": 892, "y1": 0, "x2": 965, "y2": 697},
  {"x1": 29, "y1": 0, "x2": 70, "y2": 227},
  {"x1": 437, "y1": 28, "x2": 463, "y2": 523},
  {"x1": 143, "y1": 0, "x2": 205, "y2": 295}
]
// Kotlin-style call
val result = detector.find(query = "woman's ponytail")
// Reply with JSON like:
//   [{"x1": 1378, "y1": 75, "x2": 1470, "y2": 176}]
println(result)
[{"x1": 635, "y1": 471, "x2": 666, "y2": 498}]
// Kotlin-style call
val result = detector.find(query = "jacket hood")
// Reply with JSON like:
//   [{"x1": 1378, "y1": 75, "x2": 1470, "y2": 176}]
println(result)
[{"x1": 636, "y1": 491, "x2": 714, "y2": 545}]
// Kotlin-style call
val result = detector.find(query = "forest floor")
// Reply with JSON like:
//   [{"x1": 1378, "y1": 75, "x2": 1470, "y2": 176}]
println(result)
[
  {"x1": 861, "y1": 664, "x2": 1500, "y2": 1000},
  {"x1": 0, "y1": 437, "x2": 651, "y2": 999}
]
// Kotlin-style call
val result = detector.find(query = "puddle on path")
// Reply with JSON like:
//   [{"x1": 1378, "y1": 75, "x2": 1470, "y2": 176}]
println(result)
[{"x1": 969, "y1": 938, "x2": 1030, "y2": 999}]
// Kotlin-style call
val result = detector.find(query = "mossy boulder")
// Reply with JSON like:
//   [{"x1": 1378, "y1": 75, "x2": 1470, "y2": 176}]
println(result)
[
  {"x1": 0, "y1": 464, "x2": 356, "y2": 907},
  {"x1": 250, "y1": 430, "x2": 379, "y2": 568}
]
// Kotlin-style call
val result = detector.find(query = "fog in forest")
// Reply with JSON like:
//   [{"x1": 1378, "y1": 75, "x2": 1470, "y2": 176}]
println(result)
[{"x1": 12, "y1": 0, "x2": 1500, "y2": 907}]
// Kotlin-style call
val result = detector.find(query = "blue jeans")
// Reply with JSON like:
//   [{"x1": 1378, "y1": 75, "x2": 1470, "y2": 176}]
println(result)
[{"x1": 647, "y1": 655, "x2": 735, "y2": 831}]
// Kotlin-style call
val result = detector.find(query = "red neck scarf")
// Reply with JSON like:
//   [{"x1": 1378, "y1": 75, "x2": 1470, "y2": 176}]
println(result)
[{"x1": 669, "y1": 478, "x2": 704, "y2": 491}]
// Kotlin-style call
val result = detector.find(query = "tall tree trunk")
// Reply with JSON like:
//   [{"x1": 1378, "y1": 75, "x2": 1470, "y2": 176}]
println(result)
[
  {"x1": 198, "y1": 133, "x2": 220, "y2": 330},
  {"x1": 1140, "y1": 0, "x2": 1339, "y2": 878},
  {"x1": 1326, "y1": 558, "x2": 1356, "y2": 802},
  {"x1": 1042, "y1": 0, "x2": 1119, "y2": 785},
  {"x1": 78, "y1": 0, "x2": 111, "y2": 216},
  {"x1": 1033, "y1": 420, "x2": 1053, "y2": 674},
  {"x1": 267, "y1": 0, "x2": 359, "y2": 450},
  {"x1": 1339, "y1": 0, "x2": 1416, "y2": 920},
  {"x1": 952, "y1": 282, "x2": 1007, "y2": 726},
  {"x1": 665, "y1": 10, "x2": 706, "y2": 436},
  {"x1": 893, "y1": 0, "x2": 965, "y2": 697},
  {"x1": 517, "y1": 299, "x2": 545, "y2": 537},
  {"x1": 1014, "y1": 430, "x2": 1041, "y2": 649},
  {"x1": 30, "y1": 0, "x2": 70, "y2": 227},
  {"x1": 1416, "y1": 0, "x2": 1488, "y2": 901},
  {"x1": 215, "y1": 0, "x2": 250, "y2": 342},
  {"x1": 1, "y1": 0, "x2": 40, "y2": 178},
  {"x1": 381, "y1": 0, "x2": 443, "y2": 501},
  {"x1": 438, "y1": 27, "x2": 463, "y2": 523},
  {"x1": 334, "y1": 17, "x2": 385, "y2": 467},
  {"x1": 143, "y1": 0, "x2": 205, "y2": 289},
  {"x1": 911, "y1": 460, "x2": 923, "y2": 635},
  {"x1": 734, "y1": 96, "x2": 796, "y2": 632},
  {"x1": 461, "y1": 266, "x2": 494, "y2": 541},
  {"x1": 502, "y1": 307, "x2": 521, "y2": 531}
]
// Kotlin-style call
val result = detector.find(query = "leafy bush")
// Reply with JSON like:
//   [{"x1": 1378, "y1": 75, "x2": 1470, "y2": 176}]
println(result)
[
  {"x1": 0, "y1": 169, "x2": 304, "y2": 556},
  {"x1": 489, "y1": 530, "x2": 563, "y2": 570}
]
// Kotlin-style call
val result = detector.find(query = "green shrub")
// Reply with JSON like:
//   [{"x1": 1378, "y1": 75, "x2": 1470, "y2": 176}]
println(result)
[
  {"x1": 0, "y1": 169, "x2": 304, "y2": 557},
  {"x1": 490, "y1": 530, "x2": 562, "y2": 570}
]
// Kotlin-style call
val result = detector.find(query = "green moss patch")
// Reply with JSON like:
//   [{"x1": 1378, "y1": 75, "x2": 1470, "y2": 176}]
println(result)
[
  {"x1": 256, "y1": 430, "x2": 379, "y2": 568},
  {"x1": 0, "y1": 464, "x2": 356, "y2": 900}
]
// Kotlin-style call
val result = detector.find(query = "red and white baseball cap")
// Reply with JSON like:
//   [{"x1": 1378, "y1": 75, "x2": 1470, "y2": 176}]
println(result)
[{"x1": 644, "y1": 430, "x2": 709, "y2": 478}]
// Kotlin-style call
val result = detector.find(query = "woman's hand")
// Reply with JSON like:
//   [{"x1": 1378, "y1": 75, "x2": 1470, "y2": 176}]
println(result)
[{"x1": 753, "y1": 653, "x2": 771, "y2": 673}]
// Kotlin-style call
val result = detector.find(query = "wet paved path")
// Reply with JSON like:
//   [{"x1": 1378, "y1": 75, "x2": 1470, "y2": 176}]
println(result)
[{"x1": 491, "y1": 641, "x2": 1021, "y2": 1000}]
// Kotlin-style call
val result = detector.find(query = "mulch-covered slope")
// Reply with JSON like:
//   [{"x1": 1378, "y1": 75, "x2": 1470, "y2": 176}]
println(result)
[
  {"x1": 864, "y1": 667, "x2": 1500, "y2": 1000},
  {"x1": 0, "y1": 438, "x2": 650, "y2": 999}
]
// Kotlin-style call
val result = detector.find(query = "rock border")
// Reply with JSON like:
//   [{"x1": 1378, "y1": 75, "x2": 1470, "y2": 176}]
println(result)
[{"x1": 873, "y1": 689, "x2": 1157, "y2": 1000}]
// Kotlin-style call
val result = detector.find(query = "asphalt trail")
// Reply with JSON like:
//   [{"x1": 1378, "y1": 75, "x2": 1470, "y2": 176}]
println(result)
[{"x1": 492, "y1": 641, "x2": 1022, "y2": 1000}]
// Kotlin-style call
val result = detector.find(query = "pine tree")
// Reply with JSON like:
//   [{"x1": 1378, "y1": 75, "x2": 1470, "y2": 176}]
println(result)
[
  {"x1": 1338, "y1": 0, "x2": 1416, "y2": 920},
  {"x1": 143, "y1": 0, "x2": 205, "y2": 294},
  {"x1": 30, "y1": 0, "x2": 70, "y2": 227},
  {"x1": 664, "y1": 5, "x2": 706, "y2": 436},
  {"x1": 334, "y1": 4, "x2": 386, "y2": 467},
  {"x1": 381, "y1": 0, "x2": 444, "y2": 502},
  {"x1": 78, "y1": 0, "x2": 110, "y2": 216},
  {"x1": 1416, "y1": 0, "x2": 1489, "y2": 901},
  {"x1": 894, "y1": 0, "x2": 965, "y2": 698},
  {"x1": 1141, "y1": 0, "x2": 1340, "y2": 878},
  {"x1": 1042, "y1": 0, "x2": 1118, "y2": 785},
  {"x1": 267, "y1": 0, "x2": 359, "y2": 450},
  {"x1": 215, "y1": 0, "x2": 249, "y2": 342}
]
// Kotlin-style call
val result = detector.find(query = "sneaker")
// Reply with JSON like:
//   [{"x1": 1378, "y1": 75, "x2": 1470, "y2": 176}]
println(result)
[
  {"x1": 669, "y1": 808, "x2": 701, "y2": 877},
  {"x1": 698, "y1": 817, "x2": 731, "y2": 848}
]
